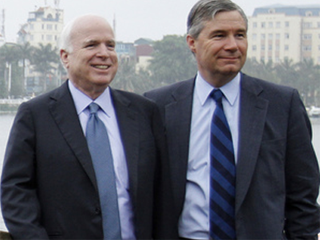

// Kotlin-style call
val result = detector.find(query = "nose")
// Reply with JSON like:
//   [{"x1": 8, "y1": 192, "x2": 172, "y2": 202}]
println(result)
[
  {"x1": 96, "y1": 44, "x2": 111, "y2": 58},
  {"x1": 224, "y1": 36, "x2": 238, "y2": 52}
]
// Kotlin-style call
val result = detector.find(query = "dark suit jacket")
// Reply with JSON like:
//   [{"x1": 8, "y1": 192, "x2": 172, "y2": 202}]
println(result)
[
  {"x1": 1, "y1": 81, "x2": 177, "y2": 239},
  {"x1": 144, "y1": 73, "x2": 320, "y2": 239}
]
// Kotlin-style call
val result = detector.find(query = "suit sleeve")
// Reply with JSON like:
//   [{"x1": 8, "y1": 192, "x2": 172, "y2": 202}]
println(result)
[
  {"x1": 284, "y1": 89, "x2": 320, "y2": 239},
  {"x1": 151, "y1": 104, "x2": 179, "y2": 239},
  {"x1": 1, "y1": 102, "x2": 49, "y2": 239}
]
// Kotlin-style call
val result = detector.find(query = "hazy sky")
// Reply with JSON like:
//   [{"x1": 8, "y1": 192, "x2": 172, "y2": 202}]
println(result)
[{"x1": 1, "y1": 0, "x2": 320, "y2": 43}]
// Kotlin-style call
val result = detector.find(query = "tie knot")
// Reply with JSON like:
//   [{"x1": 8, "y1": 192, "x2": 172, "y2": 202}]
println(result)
[
  {"x1": 88, "y1": 102, "x2": 100, "y2": 114},
  {"x1": 210, "y1": 89, "x2": 223, "y2": 103}
]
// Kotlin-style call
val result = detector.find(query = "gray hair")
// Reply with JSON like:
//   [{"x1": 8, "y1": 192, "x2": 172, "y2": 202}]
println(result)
[
  {"x1": 58, "y1": 16, "x2": 77, "y2": 53},
  {"x1": 187, "y1": 0, "x2": 248, "y2": 39}
]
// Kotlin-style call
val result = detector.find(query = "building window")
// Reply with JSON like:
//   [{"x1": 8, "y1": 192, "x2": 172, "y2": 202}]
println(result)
[
  {"x1": 268, "y1": 22, "x2": 273, "y2": 28},
  {"x1": 303, "y1": 22, "x2": 312, "y2": 29},
  {"x1": 268, "y1": 45, "x2": 272, "y2": 50},
  {"x1": 305, "y1": 11, "x2": 312, "y2": 17},
  {"x1": 261, "y1": 45, "x2": 265, "y2": 50},
  {"x1": 303, "y1": 34, "x2": 312, "y2": 40},
  {"x1": 276, "y1": 45, "x2": 280, "y2": 51},
  {"x1": 318, "y1": 45, "x2": 320, "y2": 50},
  {"x1": 318, "y1": 22, "x2": 320, "y2": 28},
  {"x1": 261, "y1": 34, "x2": 265, "y2": 40},
  {"x1": 285, "y1": 45, "x2": 289, "y2": 51},
  {"x1": 46, "y1": 35, "x2": 52, "y2": 41},
  {"x1": 276, "y1": 22, "x2": 281, "y2": 28},
  {"x1": 42, "y1": 35, "x2": 44, "y2": 40},
  {"x1": 269, "y1": 8, "x2": 275, "y2": 14},
  {"x1": 268, "y1": 33, "x2": 273, "y2": 40},
  {"x1": 42, "y1": 24, "x2": 44, "y2": 30},
  {"x1": 252, "y1": 33, "x2": 257, "y2": 41},
  {"x1": 261, "y1": 22, "x2": 265, "y2": 28},
  {"x1": 318, "y1": 57, "x2": 320, "y2": 63},
  {"x1": 55, "y1": 24, "x2": 58, "y2": 30},
  {"x1": 285, "y1": 21, "x2": 289, "y2": 27},
  {"x1": 285, "y1": 33, "x2": 289, "y2": 39},
  {"x1": 253, "y1": 22, "x2": 257, "y2": 28},
  {"x1": 302, "y1": 45, "x2": 312, "y2": 51},
  {"x1": 276, "y1": 33, "x2": 280, "y2": 39},
  {"x1": 47, "y1": 24, "x2": 52, "y2": 30},
  {"x1": 252, "y1": 45, "x2": 257, "y2": 51}
]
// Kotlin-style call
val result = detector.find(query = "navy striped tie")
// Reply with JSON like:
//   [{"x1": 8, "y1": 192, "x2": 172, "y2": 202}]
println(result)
[{"x1": 210, "y1": 89, "x2": 236, "y2": 240}]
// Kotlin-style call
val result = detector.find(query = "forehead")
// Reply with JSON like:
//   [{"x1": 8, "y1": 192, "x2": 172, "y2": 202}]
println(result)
[
  {"x1": 206, "y1": 10, "x2": 247, "y2": 31},
  {"x1": 71, "y1": 17, "x2": 115, "y2": 44}
]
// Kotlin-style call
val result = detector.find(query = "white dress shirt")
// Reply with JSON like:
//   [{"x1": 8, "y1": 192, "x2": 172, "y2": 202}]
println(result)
[
  {"x1": 68, "y1": 80, "x2": 135, "y2": 240},
  {"x1": 178, "y1": 72, "x2": 240, "y2": 239}
]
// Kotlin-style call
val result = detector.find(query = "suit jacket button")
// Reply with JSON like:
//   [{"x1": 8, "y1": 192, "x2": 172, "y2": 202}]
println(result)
[{"x1": 95, "y1": 207, "x2": 101, "y2": 214}]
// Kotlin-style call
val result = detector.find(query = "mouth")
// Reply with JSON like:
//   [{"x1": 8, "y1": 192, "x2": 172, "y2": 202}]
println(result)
[{"x1": 91, "y1": 64, "x2": 111, "y2": 70}]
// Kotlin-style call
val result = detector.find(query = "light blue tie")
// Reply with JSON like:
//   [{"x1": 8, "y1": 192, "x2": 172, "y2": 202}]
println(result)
[
  {"x1": 210, "y1": 89, "x2": 236, "y2": 239},
  {"x1": 86, "y1": 102, "x2": 122, "y2": 240}
]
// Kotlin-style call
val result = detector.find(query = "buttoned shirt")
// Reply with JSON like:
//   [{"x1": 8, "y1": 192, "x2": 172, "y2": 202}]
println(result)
[
  {"x1": 178, "y1": 72, "x2": 240, "y2": 239},
  {"x1": 68, "y1": 80, "x2": 135, "y2": 240}
]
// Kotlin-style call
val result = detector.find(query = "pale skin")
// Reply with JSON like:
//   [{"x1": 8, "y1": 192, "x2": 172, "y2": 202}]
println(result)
[
  {"x1": 187, "y1": 10, "x2": 248, "y2": 88},
  {"x1": 60, "y1": 15, "x2": 118, "y2": 100}
]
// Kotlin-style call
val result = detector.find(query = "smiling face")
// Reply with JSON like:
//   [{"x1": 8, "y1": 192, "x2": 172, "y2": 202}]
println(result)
[
  {"x1": 60, "y1": 15, "x2": 118, "y2": 99},
  {"x1": 187, "y1": 10, "x2": 247, "y2": 87}
]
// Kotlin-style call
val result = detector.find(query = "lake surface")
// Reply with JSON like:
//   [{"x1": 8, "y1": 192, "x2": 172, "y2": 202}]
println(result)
[{"x1": 0, "y1": 114, "x2": 319, "y2": 231}]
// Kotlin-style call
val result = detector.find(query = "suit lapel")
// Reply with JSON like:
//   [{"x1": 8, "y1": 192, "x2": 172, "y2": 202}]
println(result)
[
  {"x1": 235, "y1": 74, "x2": 268, "y2": 213},
  {"x1": 48, "y1": 81, "x2": 98, "y2": 191},
  {"x1": 110, "y1": 89, "x2": 139, "y2": 204},
  {"x1": 165, "y1": 79, "x2": 195, "y2": 208}
]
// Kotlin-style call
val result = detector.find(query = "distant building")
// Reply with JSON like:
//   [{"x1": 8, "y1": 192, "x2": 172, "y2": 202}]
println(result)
[
  {"x1": 16, "y1": 6, "x2": 64, "y2": 95},
  {"x1": 17, "y1": 6, "x2": 64, "y2": 49},
  {"x1": 116, "y1": 41, "x2": 136, "y2": 62},
  {"x1": 134, "y1": 38, "x2": 154, "y2": 71},
  {"x1": 247, "y1": 4, "x2": 320, "y2": 64}
]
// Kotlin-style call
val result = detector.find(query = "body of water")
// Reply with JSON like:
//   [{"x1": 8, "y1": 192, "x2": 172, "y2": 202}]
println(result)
[{"x1": 0, "y1": 115, "x2": 319, "y2": 231}]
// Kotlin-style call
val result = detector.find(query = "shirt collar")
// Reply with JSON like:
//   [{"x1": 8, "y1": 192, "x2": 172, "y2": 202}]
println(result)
[
  {"x1": 195, "y1": 72, "x2": 241, "y2": 106},
  {"x1": 68, "y1": 80, "x2": 112, "y2": 117}
]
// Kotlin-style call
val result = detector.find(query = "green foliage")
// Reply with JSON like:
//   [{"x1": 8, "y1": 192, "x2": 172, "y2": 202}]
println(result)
[
  {"x1": 1, "y1": 36, "x2": 319, "y2": 107},
  {"x1": 148, "y1": 35, "x2": 197, "y2": 86},
  {"x1": 243, "y1": 57, "x2": 320, "y2": 106}
]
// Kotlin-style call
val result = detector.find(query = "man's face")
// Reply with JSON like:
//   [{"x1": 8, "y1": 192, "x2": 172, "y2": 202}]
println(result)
[
  {"x1": 60, "y1": 16, "x2": 118, "y2": 99},
  {"x1": 187, "y1": 10, "x2": 247, "y2": 87}
]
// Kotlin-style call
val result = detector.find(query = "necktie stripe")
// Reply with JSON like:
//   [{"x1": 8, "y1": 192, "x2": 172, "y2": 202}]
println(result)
[
  {"x1": 210, "y1": 89, "x2": 236, "y2": 239},
  {"x1": 211, "y1": 137, "x2": 234, "y2": 165},
  {"x1": 211, "y1": 127, "x2": 234, "y2": 151},
  {"x1": 211, "y1": 202, "x2": 234, "y2": 233},
  {"x1": 210, "y1": 161, "x2": 234, "y2": 188},
  {"x1": 212, "y1": 111, "x2": 233, "y2": 140},
  {"x1": 210, "y1": 218, "x2": 236, "y2": 239}
]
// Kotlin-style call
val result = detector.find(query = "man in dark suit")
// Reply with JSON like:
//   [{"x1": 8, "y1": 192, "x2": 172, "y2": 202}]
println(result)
[
  {"x1": 1, "y1": 14, "x2": 176, "y2": 239},
  {"x1": 145, "y1": 0, "x2": 320, "y2": 239}
]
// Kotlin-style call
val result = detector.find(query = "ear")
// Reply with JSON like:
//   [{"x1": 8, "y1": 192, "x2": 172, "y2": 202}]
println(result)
[
  {"x1": 60, "y1": 49, "x2": 69, "y2": 68},
  {"x1": 186, "y1": 34, "x2": 196, "y2": 53}
]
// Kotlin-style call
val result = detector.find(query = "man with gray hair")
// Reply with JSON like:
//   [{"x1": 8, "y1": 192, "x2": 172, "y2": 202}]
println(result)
[
  {"x1": 145, "y1": 0, "x2": 320, "y2": 239},
  {"x1": 1, "y1": 14, "x2": 177, "y2": 239}
]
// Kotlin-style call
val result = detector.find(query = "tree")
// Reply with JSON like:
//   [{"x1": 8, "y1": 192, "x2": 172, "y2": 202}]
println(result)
[
  {"x1": 32, "y1": 43, "x2": 59, "y2": 93},
  {"x1": 147, "y1": 35, "x2": 197, "y2": 87},
  {"x1": 17, "y1": 42, "x2": 35, "y2": 93},
  {"x1": 112, "y1": 58, "x2": 153, "y2": 94},
  {"x1": 295, "y1": 59, "x2": 320, "y2": 106},
  {"x1": 0, "y1": 44, "x2": 23, "y2": 97}
]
